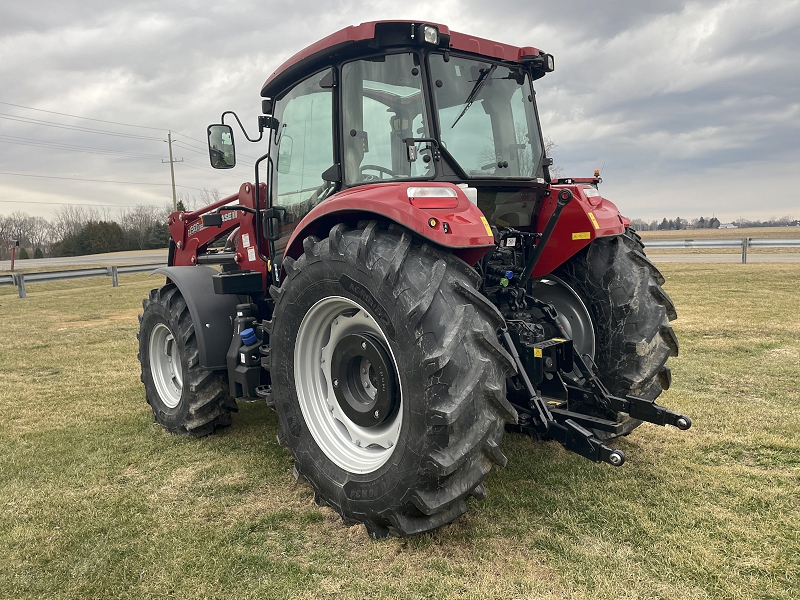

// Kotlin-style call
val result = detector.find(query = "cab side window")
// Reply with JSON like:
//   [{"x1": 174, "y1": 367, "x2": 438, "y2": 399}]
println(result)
[{"x1": 273, "y1": 69, "x2": 334, "y2": 244}]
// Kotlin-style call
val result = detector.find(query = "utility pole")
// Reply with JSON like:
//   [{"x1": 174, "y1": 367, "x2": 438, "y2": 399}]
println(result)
[{"x1": 163, "y1": 131, "x2": 183, "y2": 211}]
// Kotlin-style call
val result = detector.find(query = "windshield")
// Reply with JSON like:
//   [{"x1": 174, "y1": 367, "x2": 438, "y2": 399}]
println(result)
[{"x1": 429, "y1": 54, "x2": 543, "y2": 179}]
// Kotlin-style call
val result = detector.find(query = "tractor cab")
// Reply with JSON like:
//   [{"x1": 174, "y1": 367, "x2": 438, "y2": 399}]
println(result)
[{"x1": 208, "y1": 21, "x2": 555, "y2": 254}]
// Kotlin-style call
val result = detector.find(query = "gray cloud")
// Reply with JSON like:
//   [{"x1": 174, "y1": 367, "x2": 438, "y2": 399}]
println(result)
[{"x1": 0, "y1": 0, "x2": 797, "y2": 222}]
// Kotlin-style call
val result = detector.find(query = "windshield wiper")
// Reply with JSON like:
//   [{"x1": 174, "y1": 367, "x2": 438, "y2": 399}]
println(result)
[{"x1": 451, "y1": 64, "x2": 496, "y2": 129}]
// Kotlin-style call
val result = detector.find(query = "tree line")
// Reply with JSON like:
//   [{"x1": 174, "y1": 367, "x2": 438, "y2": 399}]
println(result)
[
  {"x1": 630, "y1": 215, "x2": 797, "y2": 231},
  {"x1": 0, "y1": 189, "x2": 219, "y2": 261}
]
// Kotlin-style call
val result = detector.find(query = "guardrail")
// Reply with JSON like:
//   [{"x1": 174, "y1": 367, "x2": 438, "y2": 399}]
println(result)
[
  {"x1": 644, "y1": 238, "x2": 800, "y2": 263},
  {"x1": 0, "y1": 264, "x2": 164, "y2": 298}
]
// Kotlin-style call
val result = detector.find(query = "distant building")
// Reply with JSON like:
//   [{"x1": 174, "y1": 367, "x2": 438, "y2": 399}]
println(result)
[{"x1": 719, "y1": 223, "x2": 739, "y2": 229}]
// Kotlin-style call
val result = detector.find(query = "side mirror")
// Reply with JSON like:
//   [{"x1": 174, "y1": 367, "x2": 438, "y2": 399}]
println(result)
[
  {"x1": 277, "y1": 135, "x2": 293, "y2": 175},
  {"x1": 207, "y1": 124, "x2": 236, "y2": 169}
]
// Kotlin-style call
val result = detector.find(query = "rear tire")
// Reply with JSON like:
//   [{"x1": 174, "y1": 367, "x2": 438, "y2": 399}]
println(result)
[
  {"x1": 552, "y1": 229, "x2": 678, "y2": 435},
  {"x1": 269, "y1": 222, "x2": 517, "y2": 537},
  {"x1": 138, "y1": 284, "x2": 237, "y2": 436}
]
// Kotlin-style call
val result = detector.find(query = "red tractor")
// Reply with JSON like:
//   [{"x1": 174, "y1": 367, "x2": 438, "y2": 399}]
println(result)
[{"x1": 138, "y1": 21, "x2": 689, "y2": 538}]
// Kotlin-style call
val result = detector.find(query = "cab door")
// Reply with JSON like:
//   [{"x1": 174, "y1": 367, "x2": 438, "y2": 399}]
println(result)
[{"x1": 271, "y1": 68, "x2": 335, "y2": 254}]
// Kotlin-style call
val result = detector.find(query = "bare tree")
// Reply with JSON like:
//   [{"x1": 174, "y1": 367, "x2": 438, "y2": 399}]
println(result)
[
  {"x1": 51, "y1": 205, "x2": 97, "y2": 240},
  {"x1": 543, "y1": 136, "x2": 565, "y2": 179},
  {"x1": 198, "y1": 187, "x2": 221, "y2": 206},
  {"x1": 120, "y1": 205, "x2": 161, "y2": 250}
]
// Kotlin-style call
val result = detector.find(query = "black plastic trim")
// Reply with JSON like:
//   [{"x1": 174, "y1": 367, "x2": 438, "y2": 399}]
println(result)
[{"x1": 153, "y1": 266, "x2": 241, "y2": 369}]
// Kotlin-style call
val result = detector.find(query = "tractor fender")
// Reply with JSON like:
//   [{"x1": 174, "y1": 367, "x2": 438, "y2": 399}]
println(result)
[
  {"x1": 152, "y1": 266, "x2": 239, "y2": 370},
  {"x1": 281, "y1": 182, "x2": 495, "y2": 267},
  {"x1": 529, "y1": 184, "x2": 627, "y2": 277}
]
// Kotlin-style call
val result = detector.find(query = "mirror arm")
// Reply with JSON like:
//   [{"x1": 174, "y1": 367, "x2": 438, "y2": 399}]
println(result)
[{"x1": 221, "y1": 110, "x2": 264, "y2": 143}]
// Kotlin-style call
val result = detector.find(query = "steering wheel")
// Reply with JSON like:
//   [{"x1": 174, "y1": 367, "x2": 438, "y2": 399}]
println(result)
[{"x1": 360, "y1": 165, "x2": 399, "y2": 181}]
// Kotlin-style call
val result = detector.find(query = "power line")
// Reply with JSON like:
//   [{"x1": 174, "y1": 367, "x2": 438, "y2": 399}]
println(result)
[
  {"x1": 0, "y1": 135, "x2": 164, "y2": 159},
  {"x1": 179, "y1": 160, "x2": 248, "y2": 179},
  {"x1": 0, "y1": 198, "x2": 168, "y2": 208},
  {"x1": 172, "y1": 131, "x2": 262, "y2": 161},
  {"x1": 0, "y1": 171, "x2": 168, "y2": 185},
  {"x1": 170, "y1": 141, "x2": 208, "y2": 156},
  {"x1": 0, "y1": 100, "x2": 166, "y2": 131},
  {"x1": 172, "y1": 141, "x2": 255, "y2": 166},
  {"x1": 0, "y1": 113, "x2": 164, "y2": 141},
  {"x1": 0, "y1": 100, "x2": 264, "y2": 159},
  {"x1": 0, "y1": 171, "x2": 204, "y2": 191},
  {"x1": 171, "y1": 138, "x2": 208, "y2": 153},
  {"x1": 172, "y1": 131, "x2": 208, "y2": 145}
]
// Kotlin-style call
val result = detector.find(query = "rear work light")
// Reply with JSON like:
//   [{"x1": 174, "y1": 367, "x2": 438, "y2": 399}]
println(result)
[{"x1": 407, "y1": 186, "x2": 459, "y2": 208}]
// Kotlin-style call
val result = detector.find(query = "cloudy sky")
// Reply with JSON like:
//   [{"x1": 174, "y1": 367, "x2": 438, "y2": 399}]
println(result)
[{"x1": 1, "y1": 0, "x2": 798, "y2": 222}]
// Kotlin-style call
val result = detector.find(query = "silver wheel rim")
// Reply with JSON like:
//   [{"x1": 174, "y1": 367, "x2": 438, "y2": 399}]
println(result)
[
  {"x1": 295, "y1": 296, "x2": 402, "y2": 474},
  {"x1": 149, "y1": 322, "x2": 183, "y2": 409},
  {"x1": 530, "y1": 276, "x2": 596, "y2": 360}
]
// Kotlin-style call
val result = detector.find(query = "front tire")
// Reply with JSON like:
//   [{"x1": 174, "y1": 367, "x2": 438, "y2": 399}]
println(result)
[
  {"x1": 269, "y1": 222, "x2": 517, "y2": 537},
  {"x1": 138, "y1": 284, "x2": 237, "y2": 436}
]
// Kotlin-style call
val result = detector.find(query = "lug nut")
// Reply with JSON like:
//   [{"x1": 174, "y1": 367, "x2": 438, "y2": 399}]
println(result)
[
  {"x1": 361, "y1": 341, "x2": 367, "y2": 349},
  {"x1": 333, "y1": 379, "x2": 338, "y2": 387},
  {"x1": 354, "y1": 440, "x2": 361, "y2": 447},
  {"x1": 374, "y1": 410, "x2": 380, "y2": 418}
]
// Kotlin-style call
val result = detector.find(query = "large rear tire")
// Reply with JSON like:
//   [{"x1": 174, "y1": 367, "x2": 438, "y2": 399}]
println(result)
[
  {"x1": 546, "y1": 229, "x2": 678, "y2": 435},
  {"x1": 269, "y1": 222, "x2": 517, "y2": 538},
  {"x1": 138, "y1": 284, "x2": 237, "y2": 436}
]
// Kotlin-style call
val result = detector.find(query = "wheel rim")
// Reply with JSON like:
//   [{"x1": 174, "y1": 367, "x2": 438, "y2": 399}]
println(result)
[
  {"x1": 149, "y1": 322, "x2": 183, "y2": 409},
  {"x1": 529, "y1": 276, "x2": 596, "y2": 360},
  {"x1": 295, "y1": 296, "x2": 402, "y2": 474}
]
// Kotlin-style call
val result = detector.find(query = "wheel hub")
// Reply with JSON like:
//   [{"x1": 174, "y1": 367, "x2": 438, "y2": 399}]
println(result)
[
  {"x1": 294, "y1": 296, "x2": 403, "y2": 474},
  {"x1": 148, "y1": 322, "x2": 183, "y2": 409},
  {"x1": 331, "y1": 333, "x2": 398, "y2": 427},
  {"x1": 529, "y1": 276, "x2": 595, "y2": 360}
]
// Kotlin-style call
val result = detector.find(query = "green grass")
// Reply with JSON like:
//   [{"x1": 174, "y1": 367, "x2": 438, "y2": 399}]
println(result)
[{"x1": 1, "y1": 265, "x2": 798, "y2": 599}]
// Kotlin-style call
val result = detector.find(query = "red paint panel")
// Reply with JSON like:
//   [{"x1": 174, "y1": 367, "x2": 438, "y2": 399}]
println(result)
[
  {"x1": 283, "y1": 182, "x2": 494, "y2": 263},
  {"x1": 531, "y1": 184, "x2": 626, "y2": 277}
]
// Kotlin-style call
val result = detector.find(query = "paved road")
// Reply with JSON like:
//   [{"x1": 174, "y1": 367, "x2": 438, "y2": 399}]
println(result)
[{"x1": 1, "y1": 249, "x2": 168, "y2": 271}]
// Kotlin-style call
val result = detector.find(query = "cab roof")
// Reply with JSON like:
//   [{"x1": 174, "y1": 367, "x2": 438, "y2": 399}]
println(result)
[{"x1": 260, "y1": 20, "x2": 542, "y2": 99}]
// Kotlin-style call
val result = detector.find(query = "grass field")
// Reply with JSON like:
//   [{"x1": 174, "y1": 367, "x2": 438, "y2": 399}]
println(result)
[{"x1": 1, "y1": 265, "x2": 798, "y2": 599}]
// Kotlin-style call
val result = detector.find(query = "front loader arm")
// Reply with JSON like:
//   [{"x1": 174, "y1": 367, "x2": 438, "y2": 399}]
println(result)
[{"x1": 168, "y1": 183, "x2": 269, "y2": 284}]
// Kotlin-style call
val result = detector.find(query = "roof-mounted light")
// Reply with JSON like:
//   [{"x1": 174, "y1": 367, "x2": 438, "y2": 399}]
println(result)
[
  {"x1": 423, "y1": 25, "x2": 439, "y2": 45},
  {"x1": 520, "y1": 52, "x2": 555, "y2": 75}
]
